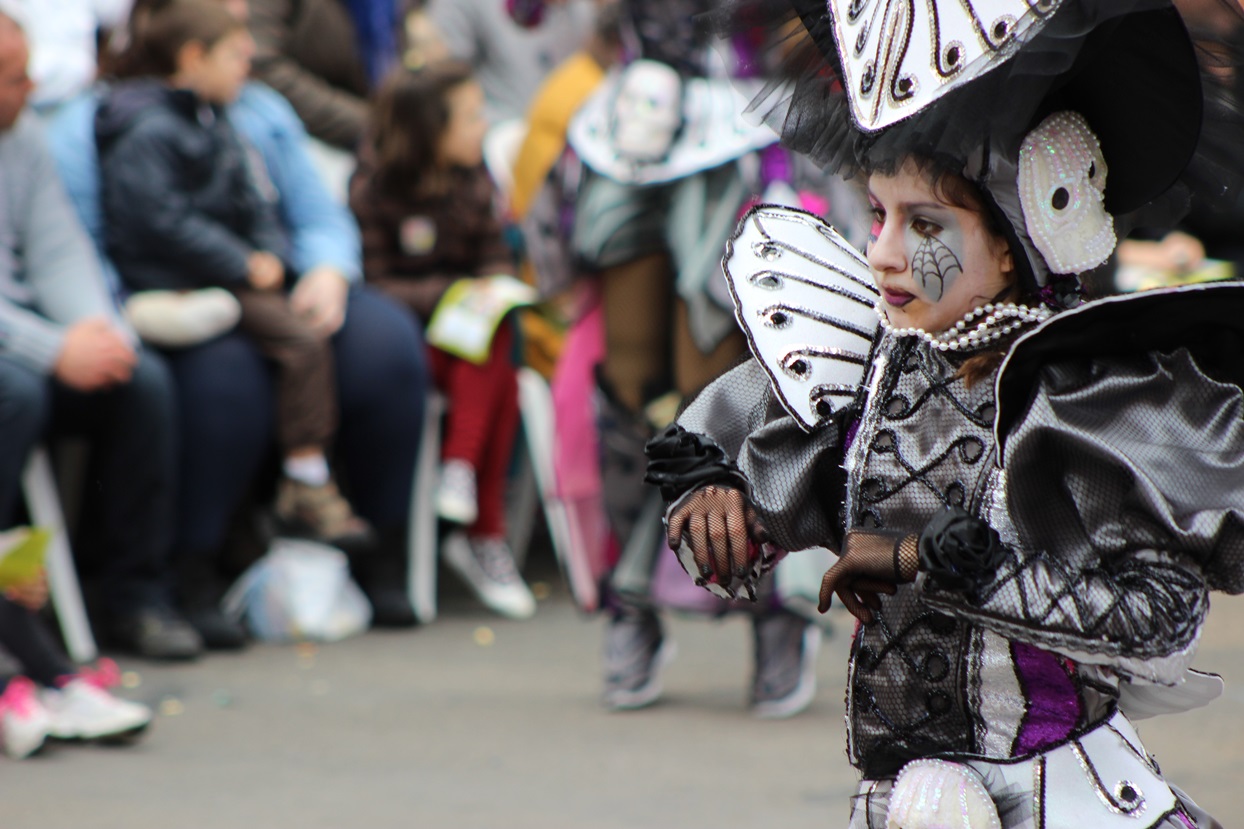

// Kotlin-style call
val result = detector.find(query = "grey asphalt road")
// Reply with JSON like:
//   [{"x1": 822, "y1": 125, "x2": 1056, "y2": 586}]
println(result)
[{"x1": 5, "y1": 559, "x2": 1243, "y2": 829}]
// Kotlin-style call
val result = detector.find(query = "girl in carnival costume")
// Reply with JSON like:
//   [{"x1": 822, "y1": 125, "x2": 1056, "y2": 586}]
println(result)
[{"x1": 646, "y1": 0, "x2": 1244, "y2": 825}]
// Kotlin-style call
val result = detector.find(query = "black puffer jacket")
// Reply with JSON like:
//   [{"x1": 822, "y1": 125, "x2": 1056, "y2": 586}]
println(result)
[{"x1": 96, "y1": 80, "x2": 288, "y2": 291}]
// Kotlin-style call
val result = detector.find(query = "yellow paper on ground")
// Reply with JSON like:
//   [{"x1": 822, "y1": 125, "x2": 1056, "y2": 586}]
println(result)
[
  {"x1": 425, "y1": 275, "x2": 538, "y2": 364},
  {"x1": 0, "y1": 527, "x2": 49, "y2": 589}
]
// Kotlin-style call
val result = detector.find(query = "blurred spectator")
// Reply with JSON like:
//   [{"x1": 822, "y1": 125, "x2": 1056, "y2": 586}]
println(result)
[
  {"x1": 8, "y1": 0, "x2": 133, "y2": 111},
  {"x1": 44, "y1": 0, "x2": 430, "y2": 643},
  {"x1": 0, "y1": 564, "x2": 151, "y2": 759},
  {"x1": 350, "y1": 62, "x2": 536, "y2": 620},
  {"x1": 97, "y1": 1, "x2": 375, "y2": 563},
  {"x1": 0, "y1": 10, "x2": 202, "y2": 660},
  {"x1": 427, "y1": 0, "x2": 595, "y2": 125},
  {"x1": 247, "y1": 0, "x2": 383, "y2": 151}
]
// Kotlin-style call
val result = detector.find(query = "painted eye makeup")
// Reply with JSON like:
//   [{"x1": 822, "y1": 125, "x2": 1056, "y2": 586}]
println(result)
[
  {"x1": 910, "y1": 216, "x2": 942, "y2": 236},
  {"x1": 868, "y1": 203, "x2": 885, "y2": 244}
]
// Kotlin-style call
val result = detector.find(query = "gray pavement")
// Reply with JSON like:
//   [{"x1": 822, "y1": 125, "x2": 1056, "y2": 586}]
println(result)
[{"x1": 5, "y1": 560, "x2": 1244, "y2": 829}]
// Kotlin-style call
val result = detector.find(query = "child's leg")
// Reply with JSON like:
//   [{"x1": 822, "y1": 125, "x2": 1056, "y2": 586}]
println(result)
[
  {"x1": 433, "y1": 321, "x2": 516, "y2": 474},
  {"x1": 595, "y1": 254, "x2": 674, "y2": 555},
  {"x1": 0, "y1": 596, "x2": 76, "y2": 686},
  {"x1": 465, "y1": 324, "x2": 519, "y2": 539},
  {"x1": 671, "y1": 299, "x2": 747, "y2": 399},
  {"x1": 232, "y1": 288, "x2": 338, "y2": 457},
  {"x1": 430, "y1": 321, "x2": 519, "y2": 531},
  {"x1": 599, "y1": 252, "x2": 673, "y2": 412},
  {"x1": 232, "y1": 289, "x2": 372, "y2": 549},
  {"x1": 436, "y1": 323, "x2": 536, "y2": 619}
]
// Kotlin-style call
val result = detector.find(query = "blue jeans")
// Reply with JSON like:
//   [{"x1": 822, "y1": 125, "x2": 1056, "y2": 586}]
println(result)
[
  {"x1": 165, "y1": 286, "x2": 429, "y2": 564},
  {"x1": 0, "y1": 350, "x2": 177, "y2": 615}
]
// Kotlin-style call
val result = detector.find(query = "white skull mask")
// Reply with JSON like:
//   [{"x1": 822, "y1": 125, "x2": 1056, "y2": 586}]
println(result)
[
  {"x1": 1017, "y1": 111, "x2": 1116, "y2": 275},
  {"x1": 610, "y1": 60, "x2": 683, "y2": 164}
]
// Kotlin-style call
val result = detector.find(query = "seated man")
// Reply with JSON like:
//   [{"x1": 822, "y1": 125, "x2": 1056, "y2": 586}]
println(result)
[{"x1": 0, "y1": 10, "x2": 200, "y2": 660}]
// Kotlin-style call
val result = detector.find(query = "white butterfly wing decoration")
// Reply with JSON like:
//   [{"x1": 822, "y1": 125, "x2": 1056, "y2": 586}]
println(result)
[
  {"x1": 829, "y1": 0, "x2": 1063, "y2": 132},
  {"x1": 723, "y1": 205, "x2": 880, "y2": 432}
]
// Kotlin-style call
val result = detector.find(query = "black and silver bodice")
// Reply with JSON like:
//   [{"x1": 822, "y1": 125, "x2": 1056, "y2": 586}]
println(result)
[{"x1": 842, "y1": 334, "x2": 1002, "y2": 777}]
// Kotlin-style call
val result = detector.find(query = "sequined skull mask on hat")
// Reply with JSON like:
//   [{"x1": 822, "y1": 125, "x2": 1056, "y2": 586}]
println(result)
[
  {"x1": 1017, "y1": 110, "x2": 1117, "y2": 275},
  {"x1": 609, "y1": 60, "x2": 683, "y2": 164}
]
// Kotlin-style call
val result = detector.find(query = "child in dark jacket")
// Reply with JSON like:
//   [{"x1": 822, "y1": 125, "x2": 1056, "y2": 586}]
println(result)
[
  {"x1": 349, "y1": 62, "x2": 536, "y2": 620},
  {"x1": 97, "y1": 0, "x2": 372, "y2": 552}
]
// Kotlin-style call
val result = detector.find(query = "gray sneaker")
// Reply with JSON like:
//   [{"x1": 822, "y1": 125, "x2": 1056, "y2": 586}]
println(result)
[
  {"x1": 751, "y1": 611, "x2": 822, "y2": 719},
  {"x1": 602, "y1": 610, "x2": 676, "y2": 711}
]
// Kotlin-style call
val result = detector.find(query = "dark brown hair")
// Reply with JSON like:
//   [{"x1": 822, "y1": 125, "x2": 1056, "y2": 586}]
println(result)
[
  {"x1": 369, "y1": 60, "x2": 476, "y2": 199},
  {"x1": 110, "y1": 0, "x2": 243, "y2": 79}
]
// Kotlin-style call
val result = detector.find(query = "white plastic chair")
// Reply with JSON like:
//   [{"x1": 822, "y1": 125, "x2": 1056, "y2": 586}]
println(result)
[
  {"x1": 407, "y1": 392, "x2": 445, "y2": 624},
  {"x1": 20, "y1": 447, "x2": 97, "y2": 663},
  {"x1": 515, "y1": 367, "x2": 581, "y2": 594},
  {"x1": 406, "y1": 368, "x2": 563, "y2": 624}
]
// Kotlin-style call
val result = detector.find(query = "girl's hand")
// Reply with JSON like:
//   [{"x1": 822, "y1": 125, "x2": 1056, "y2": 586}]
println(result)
[
  {"x1": 247, "y1": 252, "x2": 285, "y2": 291},
  {"x1": 817, "y1": 530, "x2": 916, "y2": 622},
  {"x1": 667, "y1": 485, "x2": 767, "y2": 585},
  {"x1": 5, "y1": 572, "x2": 49, "y2": 612}
]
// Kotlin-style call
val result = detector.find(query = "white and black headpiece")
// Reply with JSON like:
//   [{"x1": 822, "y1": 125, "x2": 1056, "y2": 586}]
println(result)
[{"x1": 730, "y1": 0, "x2": 1213, "y2": 296}]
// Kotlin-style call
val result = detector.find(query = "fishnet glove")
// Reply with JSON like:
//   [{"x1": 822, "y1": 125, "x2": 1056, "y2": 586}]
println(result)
[
  {"x1": 667, "y1": 484, "x2": 772, "y2": 600},
  {"x1": 818, "y1": 530, "x2": 919, "y2": 622}
]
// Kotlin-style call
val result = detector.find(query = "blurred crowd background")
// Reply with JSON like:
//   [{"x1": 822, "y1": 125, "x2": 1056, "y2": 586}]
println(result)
[{"x1": 0, "y1": 0, "x2": 1239, "y2": 762}]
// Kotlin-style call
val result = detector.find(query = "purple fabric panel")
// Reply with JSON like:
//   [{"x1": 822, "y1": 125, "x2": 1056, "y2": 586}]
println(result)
[{"x1": 1013, "y1": 641, "x2": 1082, "y2": 755}]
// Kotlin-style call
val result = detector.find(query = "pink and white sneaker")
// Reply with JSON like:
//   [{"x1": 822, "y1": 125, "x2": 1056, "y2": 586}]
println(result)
[
  {"x1": 42, "y1": 659, "x2": 152, "y2": 743},
  {"x1": 0, "y1": 676, "x2": 52, "y2": 759}
]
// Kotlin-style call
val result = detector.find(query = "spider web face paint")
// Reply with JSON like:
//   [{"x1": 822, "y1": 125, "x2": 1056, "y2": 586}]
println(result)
[{"x1": 912, "y1": 233, "x2": 964, "y2": 302}]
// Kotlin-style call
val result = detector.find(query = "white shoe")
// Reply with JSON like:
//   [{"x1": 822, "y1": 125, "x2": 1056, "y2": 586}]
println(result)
[
  {"x1": 0, "y1": 677, "x2": 51, "y2": 759},
  {"x1": 42, "y1": 679, "x2": 152, "y2": 742},
  {"x1": 435, "y1": 460, "x2": 479, "y2": 525},
  {"x1": 124, "y1": 288, "x2": 242, "y2": 349},
  {"x1": 442, "y1": 532, "x2": 537, "y2": 620}
]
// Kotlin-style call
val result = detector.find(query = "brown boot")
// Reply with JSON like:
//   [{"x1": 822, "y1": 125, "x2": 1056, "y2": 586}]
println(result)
[{"x1": 275, "y1": 477, "x2": 376, "y2": 553}]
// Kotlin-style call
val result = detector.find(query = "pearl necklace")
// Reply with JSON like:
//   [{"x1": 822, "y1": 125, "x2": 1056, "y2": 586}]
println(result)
[{"x1": 876, "y1": 302, "x2": 1053, "y2": 352}]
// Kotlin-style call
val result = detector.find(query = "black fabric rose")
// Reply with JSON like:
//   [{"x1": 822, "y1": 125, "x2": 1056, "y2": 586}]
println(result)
[
  {"x1": 644, "y1": 424, "x2": 746, "y2": 503},
  {"x1": 918, "y1": 506, "x2": 1007, "y2": 593}
]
